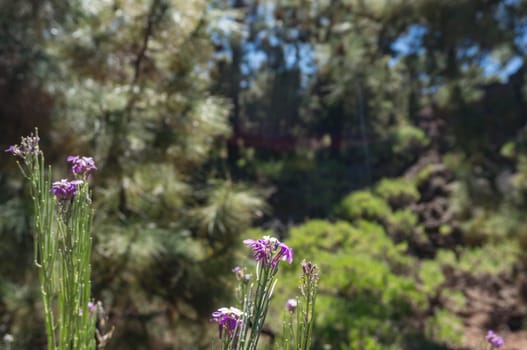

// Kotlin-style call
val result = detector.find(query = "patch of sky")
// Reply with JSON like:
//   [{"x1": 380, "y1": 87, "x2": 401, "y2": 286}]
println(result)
[
  {"x1": 241, "y1": 2, "x2": 316, "y2": 89},
  {"x1": 515, "y1": 18, "x2": 527, "y2": 53},
  {"x1": 388, "y1": 22, "x2": 524, "y2": 82},
  {"x1": 481, "y1": 55, "x2": 523, "y2": 81},
  {"x1": 389, "y1": 24, "x2": 427, "y2": 67},
  {"x1": 244, "y1": 46, "x2": 267, "y2": 72},
  {"x1": 456, "y1": 45, "x2": 479, "y2": 61},
  {"x1": 243, "y1": 41, "x2": 315, "y2": 88}
]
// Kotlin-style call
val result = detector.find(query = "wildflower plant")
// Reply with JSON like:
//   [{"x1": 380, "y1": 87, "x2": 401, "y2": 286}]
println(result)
[
  {"x1": 211, "y1": 235, "x2": 318, "y2": 350},
  {"x1": 5, "y1": 130, "x2": 100, "y2": 350},
  {"x1": 280, "y1": 260, "x2": 320, "y2": 350}
]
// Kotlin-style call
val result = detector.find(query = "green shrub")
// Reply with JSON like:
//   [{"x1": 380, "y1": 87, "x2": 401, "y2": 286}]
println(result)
[
  {"x1": 436, "y1": 242, "x2": 519, "y2": 278},
  {"x1": 386, "y1": 209, "x2": 419, "y2": 238},
  {"x1": 334, "y1": 190, "x2": 392, "y2": 222},
  {"x1": 424, "y1": 309, "x2": 463, "y2": 346},
  {"x1": 419, "y1": 260, "x2": 445, "y2": 296},
  {"x1": 375, "y1": 178, "x2": 420, "y2": 208},
  {"x1": 255, "y1": 218, "x2": 469, "y2": 349},
  {"x1": 391, "y1": 125, "x2": 430, "y2": 155},
  {"x1": 279, "y1": 220, "x2": 422, "y2": 348}
]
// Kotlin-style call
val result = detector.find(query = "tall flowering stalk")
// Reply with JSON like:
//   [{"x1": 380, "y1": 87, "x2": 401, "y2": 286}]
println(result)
[
  {"x1": 280, "y1": 299, "x2": 297, "y2": 350},
  {"x1": 210, "y1": 235, "x2": 294, "y2": 350},
  {"x1": 5, "y1": 130, "x2": 98, "y2": 350},
  {"x1": 296, "y1": 261, "x2": 319, "y2": 350},
  {"x1": 280, "y1": 260, "x2": 320, "y2": 350}
]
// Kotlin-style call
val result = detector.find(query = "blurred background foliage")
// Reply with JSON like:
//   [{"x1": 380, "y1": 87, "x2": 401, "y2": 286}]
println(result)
[{"x1": 2, "y1": 0, "x2": 527, "y2": 349}]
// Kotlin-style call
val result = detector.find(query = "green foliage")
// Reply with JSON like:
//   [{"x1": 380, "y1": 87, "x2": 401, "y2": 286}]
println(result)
[
  {"x1": 461, "y1": 206, "x2": 524, "y2": 244},
  {"x1": 334, "y1": 190, "x2": 392, "y2": 222},
  {"x1": 418, "y1": 260, "x2": 445, "y2": 296},
  {"x1": 424, "y1": 310, "x2": 464, "y2": 346},
  {"x1": 276, "y1": 219, "x2": 423, "y2": 348},
  {"x1": 192, "y1": 181, "x2": 266, "y2": 244},
  {"x1": 387, "y1": 209, "x2": 419, "y2": 237},
  {"x1": 390, "y1": 125, "x2": 430, "y2": 156},
  {"x1": 375, "y1": 178, "x2": 420, "y2": 208},
  {"x1": 335, "y1": 178, "x2": 420, "y2": 240},
  {"x1": 500, "y1": 141, "x2": 516, "y2": 159},
  {"x1": 436, "y1": 243, "x2": 520, "y2": 278}
]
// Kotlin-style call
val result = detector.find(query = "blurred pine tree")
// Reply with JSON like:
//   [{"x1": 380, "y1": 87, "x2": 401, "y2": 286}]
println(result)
[{"x1": 0, "y1": 1, "x2": 265, "y2": 348}]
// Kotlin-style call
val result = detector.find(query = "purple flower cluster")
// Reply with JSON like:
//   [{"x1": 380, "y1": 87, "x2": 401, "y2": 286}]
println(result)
[
  {"x1": 486, "y1": 330, "x2": 504, "y2": 348},
  {"x1": 51, "y1": 179, "x2": 83, "y2": 201},
  {"x1": 67, "y1": 155, "x2": 97, "y2": 176},
  {"x1": 243, "y1": 235, "x2": 293, "y2": 268},
  {"x1": 5, "y1": 133, "x2": 40, "y2": 159},
  {"x1": 210, "y1": 307, "x2": 243, "y2": 340},
  {"x1": 50, "y1": 155, "x2": 96, "y2": 200}
]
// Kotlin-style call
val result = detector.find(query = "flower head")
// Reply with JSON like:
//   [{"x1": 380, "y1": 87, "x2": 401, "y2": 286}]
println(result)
[
  {"x1": 67, "y1": 155, "x2": 97, "y2": 176},
  {"x1": 5, "y1": 132, "x2": 40, "y2": 159},
  {"x1": 5, "y1": 145, "x2": 23, "y2": 158},
  {"x1": 243, "y1": 235, "x2": 293, "y2": 268},
  {"x1": 210, "y1": 307, "x2": 243, "y2": 340},
  {"x1": 486, "y1": 330, "x2": 504, "y2": 348},
  {"x1": 301, "y1": 260, "x2": 318, "y2": 278},
  {"x1": 274, "y1": 242, "x2": 294, "y2": 266},
  {"x1": 286, "y1": 298, "x2": 298, "y2": 313},
  {"x1": 51, "y1": 179, "x2": 83, "y2": 201}
]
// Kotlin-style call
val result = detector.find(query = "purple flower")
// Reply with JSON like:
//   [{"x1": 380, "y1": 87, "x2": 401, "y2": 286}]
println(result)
[
  {"x1": 243, "y1": 237, "x2": 274, "y2": 266},
  {"x1": 5, "y1": 145, "x2": 23, "y2": 158},
  {"x1": 273, "y1": 242, "x2": 294, "y2": 266},
  {"x1": 67, "y1": 155, "x2": 97, "y2": 176},
  {"x1": 210, "y1": 307, "x2": 243, "y2": 340},
  {"x1": 51, "y1": 179, "x2": 83, "y2": 201},
  {"x1": 5, "y1": 133, "x2": 40, "y2": 159},
  {"x1": 486, "y1": 330, "x2": 504, "y2": 348},
  {"x1": 286, "y1": 299, "x2": 297, "y2": 313},
  {"x1": 243, "y1": 235, "x2": 293, "y2": 268}
]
